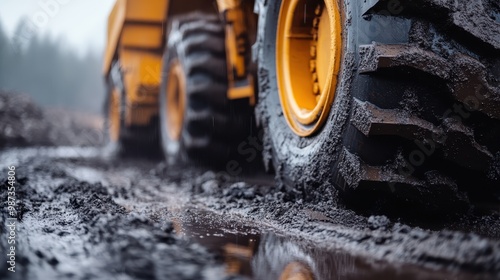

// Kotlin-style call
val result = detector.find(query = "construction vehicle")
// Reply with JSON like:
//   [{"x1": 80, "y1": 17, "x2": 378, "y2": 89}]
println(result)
[{"x1": 104, "y1": 0, "x2": 500, "y2": 213}]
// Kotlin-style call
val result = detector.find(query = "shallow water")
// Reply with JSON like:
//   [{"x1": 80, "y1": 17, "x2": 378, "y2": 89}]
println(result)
[{"x1": 170, "y1": 207, "x2": 487, "y2": 280}]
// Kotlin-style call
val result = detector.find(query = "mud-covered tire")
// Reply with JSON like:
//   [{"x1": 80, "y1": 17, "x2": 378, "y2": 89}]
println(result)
[
  {"x1": 160, "y1": 13, "x2": 253, "y2": 165},
  {"x1": 104, "y1": 76, "x2": 127, "y2": 151},
  {"x1": 103, "y1": 87, "x2": 117, "y2": 139},
  {"x1": 256, "y1": 0, "x2": 500, "y2": 216},
  {"x1": 104, "y1": 74, "x2": 159, "y2": 156}
]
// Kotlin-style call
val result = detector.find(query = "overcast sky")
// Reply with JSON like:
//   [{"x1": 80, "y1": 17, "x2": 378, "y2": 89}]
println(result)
[{"x1": 0, "y1": 0, "x2": 116, "y2": 55}]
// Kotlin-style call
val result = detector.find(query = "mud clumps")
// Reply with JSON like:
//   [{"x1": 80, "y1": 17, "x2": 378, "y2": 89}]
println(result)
[
  {"x1": 62, "y1": 181, "x2": 125, "y2": 223},
  {"x1": 2, "y1": 145, "x2": 500, "y2": 278},
  {"x1": 0, "y1": 92, "x2": 51, "y2": 148},
  {"x1": 0, "y1": 158, "x2": 228, "y2": 280},
  {"x1": 0, "y1": 91, "x2": 105, "y2": 149},
  {"x1": 368, "y1": 215, "x2": 391, "y2": 230},
  {"x1": 189, "y1": 161, "x2": 500, "y2": 276},
  {"x1": 222, "y1": 183, "x2": 257, "y2": 201}
]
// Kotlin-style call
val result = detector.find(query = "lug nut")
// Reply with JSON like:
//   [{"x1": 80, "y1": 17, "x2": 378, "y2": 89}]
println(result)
[
  {"x1": 310, "y1": 60, "x2": 316, "y2": 72},
  {"x1": 310, "y1": 46, "x2": 316, "y2": 58},
  {"x1": 315, "y1": 4, "x2": 322, "y2": 15},
  {"x1": 313, "y1": 83, "x2": 320, "y2": 95},
  {"x1": 313, "y1": 17, "x2": 320, "y2": 28}
]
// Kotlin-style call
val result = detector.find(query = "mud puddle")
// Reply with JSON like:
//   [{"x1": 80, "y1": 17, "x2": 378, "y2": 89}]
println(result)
[{"x1": 168, "y1": 207, "x2": 486, "y2": 280}]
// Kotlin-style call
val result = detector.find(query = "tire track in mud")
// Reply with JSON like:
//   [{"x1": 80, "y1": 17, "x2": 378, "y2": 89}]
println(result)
[
  {"x1": 0, "y1": 151, "x2": 233, "y2": 280},
  {"x1": 1, "y1": 147, "x2": 500, "y2": 279}
]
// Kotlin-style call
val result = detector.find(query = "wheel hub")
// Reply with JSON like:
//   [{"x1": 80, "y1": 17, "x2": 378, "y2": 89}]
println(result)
[
  {"x1": 166, "y1": 60, "x2": 186, "y2": 141},
  {"x1": 109, "y1": 88, "x2": 121, "y2": 142},
  {"x1": 276, "y1": 0, "x2": 342, "y2": 136}
]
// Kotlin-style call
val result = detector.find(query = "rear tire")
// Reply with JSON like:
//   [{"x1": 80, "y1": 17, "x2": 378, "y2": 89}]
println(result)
[
  {"x1": 105, "y1": 69, "x2": 159, "y2": 156},
  {"x1": 160, "y1": 13, "x2": 253, "y2": 165},
  {"x1": 104, "y1": 83, "x2": 122, "y2": 146},
  {"x1": 104, "y1": 76, "x2": 127, "y2": 154},
  {"x1": 256, "y1": 0, "x2": 500, "y2": 217}
]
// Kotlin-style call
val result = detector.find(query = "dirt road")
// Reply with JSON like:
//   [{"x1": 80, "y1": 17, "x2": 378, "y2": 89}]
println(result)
[
  {"x1": 0, "y1": 92, "x2": 500, "y2": 279},
  {"x1": 0, "y1": 145, "x2": 499, "y2": 280}
]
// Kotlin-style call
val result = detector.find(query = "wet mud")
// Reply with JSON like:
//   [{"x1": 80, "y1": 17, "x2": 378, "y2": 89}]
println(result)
[
  {"x1": 0, "y1": 151, "x2": 227, "y2": 280},
  {"x1": 0, "y1": 146, "x2": 499, "y2": 279}
]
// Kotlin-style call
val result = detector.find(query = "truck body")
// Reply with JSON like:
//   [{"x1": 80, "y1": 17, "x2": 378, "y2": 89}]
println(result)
[
  {"x1": 103, "y1": 0, "x2": 500, "y2": 214},
  {"x1": 103, "y1": 0, "x2": 253, "y2": 133}
]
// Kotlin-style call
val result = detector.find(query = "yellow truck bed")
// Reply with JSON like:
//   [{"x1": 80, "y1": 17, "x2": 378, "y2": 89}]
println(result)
[{"x1": 103, "y1": 0, "x2": 169, "y2": 75}]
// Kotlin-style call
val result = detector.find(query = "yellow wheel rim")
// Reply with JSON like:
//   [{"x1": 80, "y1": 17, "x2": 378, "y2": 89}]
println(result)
[
  {"x1": 279, "y1": 262, "x2": 314, "y2": 280},
  {"x1": 166, "y1": 60, "x2": 186, "y2": 141},
  {"x1": 109, "y1": 88, "x2": 121, "y2": 142},
  {"x1": 276, "y1": 0, "x2": 342, "y2": 136}
]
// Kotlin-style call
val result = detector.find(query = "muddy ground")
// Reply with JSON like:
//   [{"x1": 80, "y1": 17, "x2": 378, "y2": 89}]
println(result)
[
  {"x1": 1, "y1": 92, "x2": 500, "y2": 279},
  {"x1": 0, "y1": 91, "x2": 105, "y2": 148}
]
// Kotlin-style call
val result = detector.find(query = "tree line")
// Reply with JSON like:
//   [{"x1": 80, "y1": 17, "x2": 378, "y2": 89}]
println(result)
[{"x1": 0, "y1": 18, "x2": 105, "y2": 114}]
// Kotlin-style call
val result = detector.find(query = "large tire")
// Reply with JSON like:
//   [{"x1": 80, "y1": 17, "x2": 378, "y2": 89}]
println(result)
[
  {"x1": 104, "y1": 67, "x2": 159, "y2": 156},
  {"x1": 256, "y1": 0, "x2": 500, "y2": 216},
  {"x1": 160, "y1": 13, "x2": 253, "y2": 165},
  {"x1": 104, "y1": 78, "x2": 122, "y2": 146}
]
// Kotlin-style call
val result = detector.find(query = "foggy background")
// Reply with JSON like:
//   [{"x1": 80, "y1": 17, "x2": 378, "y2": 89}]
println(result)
[{"x1": 0, "y1": 0, "x2": 115, "y2": 114}]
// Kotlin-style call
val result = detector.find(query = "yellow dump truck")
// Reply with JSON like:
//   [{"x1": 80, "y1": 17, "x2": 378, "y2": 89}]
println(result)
[{"x1": 104, "y1": 0, "x2": 500, "y2": 212}]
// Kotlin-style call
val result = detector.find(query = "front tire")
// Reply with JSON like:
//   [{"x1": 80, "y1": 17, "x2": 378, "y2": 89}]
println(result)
[{"x1": 256, "y1": 0, "x2": 500, "y2": 216}]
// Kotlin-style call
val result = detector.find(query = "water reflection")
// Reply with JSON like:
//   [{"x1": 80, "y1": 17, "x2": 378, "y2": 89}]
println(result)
[{"x1": 169, "y1": 208, "x2": 484, "y2": 280}]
